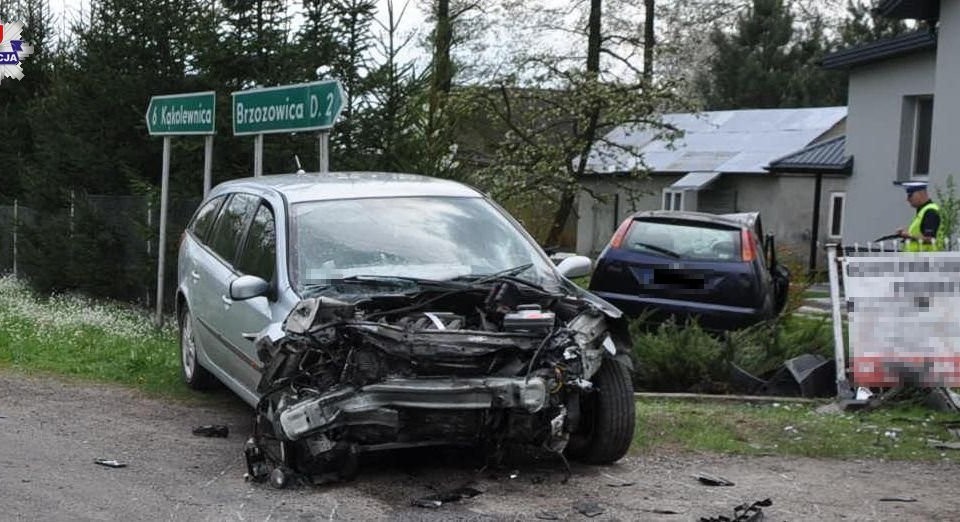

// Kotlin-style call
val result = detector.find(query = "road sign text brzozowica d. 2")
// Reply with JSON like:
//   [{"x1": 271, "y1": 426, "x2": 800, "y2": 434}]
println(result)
[
  {"x1": 232, "y1": 80, "x2": 345, "y2": 135},
  {"x1": 145, "y1": 91, "x2": 216, "y2": 136}
]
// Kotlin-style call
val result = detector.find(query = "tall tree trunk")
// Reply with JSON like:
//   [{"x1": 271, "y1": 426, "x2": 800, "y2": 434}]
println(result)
[
  {"x1": 586, "y1": 0, "x2": 602, "y2": 77},
  {"x1": 643, "y1": 0, "x2": 655, "y2": 81},
  {"x1": 546, "y1": 0, "x2": 602, "y2": 246},
  {"x1": 429, "y1": 0, "x2": 452, "y2": 131}
]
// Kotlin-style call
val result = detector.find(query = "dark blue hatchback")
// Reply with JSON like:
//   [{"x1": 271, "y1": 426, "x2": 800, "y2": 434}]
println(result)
[{"x1": 589, "y1": 211, "x2": 789, "y2": 331}]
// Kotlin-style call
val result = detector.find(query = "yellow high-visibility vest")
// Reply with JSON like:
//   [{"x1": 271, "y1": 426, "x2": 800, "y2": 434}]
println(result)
[{"x1": 905, "y1": 202, "x2": 944, "y2": 252}]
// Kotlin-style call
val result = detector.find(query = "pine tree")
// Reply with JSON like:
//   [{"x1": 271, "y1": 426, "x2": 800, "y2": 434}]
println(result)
[
  {"x1": 840, "y1": 0, "x2": 908, "y2": 45},
  {"x1": 698, "y1": 0, "x2": 796, "y2": 110},
  {"x1": 297, "y1": 0, "x2": 377, "y2": 168}
]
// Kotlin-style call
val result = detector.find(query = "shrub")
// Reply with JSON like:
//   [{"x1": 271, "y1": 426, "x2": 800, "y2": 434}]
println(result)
[
  {"x1": 630, "y1": 317, "x2": 727, "y2": 392},
  {"x1": 630, "y1": 313, "x2": 836, "y2": 393}
]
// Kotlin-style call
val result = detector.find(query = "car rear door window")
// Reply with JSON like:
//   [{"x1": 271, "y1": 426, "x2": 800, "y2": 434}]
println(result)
[
  {"x1": 188, "y1": 196, "x2": 225, "y2": 244},
  {"x1": 625, "y1": 220, "x2": 741, "y2": 261},
  {"x1": 206, "y1": 193, "x2": 260, "y2": 266},
  {"x1": 236, "y1": 203, "x2": 276, "y2": 282}
]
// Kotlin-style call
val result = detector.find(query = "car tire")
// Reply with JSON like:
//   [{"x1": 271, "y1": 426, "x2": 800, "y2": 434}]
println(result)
[
  {"x1": 566, "y1": 360, "x2": 636, "y2": 464},
  {"x1": 179, "y1": 307, "x2": 218, "y2": 390}
]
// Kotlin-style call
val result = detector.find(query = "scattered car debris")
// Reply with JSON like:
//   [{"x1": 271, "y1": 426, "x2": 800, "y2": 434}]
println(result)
[
  {"x1": 695, "y1": 472, "x2": 735, "y2": 487},
  {"x1": 192, "y1": 425, "x2": 229, "y2": 438},
  {"x1": 927, "y1": 440, "x2": 960, "y2": 450},
  {"x1": 879, "y1": 497, "x2": 918, "y2": 503},
  {"x1": 535, "y1": 511, "x2": 561, "y2": 520},
  {"x1": 732, "y1": 354, "x2": 835, "y2": 398},
  {"x1": 411, "y1": 486, "x2": 482, "y2": 508},
  {"x1": 573, "y1": 500, "x2": 605, "y2": 518},
  {"x1": 602, "y1": 472, "x2": 635, "y2": 487},
  {"x1": 94, "y1": 459, "x2": 127, "y2": 468},
  {"x1": 700, "y1": 498, "x2": 772, "y2": 522},
  {"x1": 644, "y1": 508, "x2": 681, "y2": 515}
]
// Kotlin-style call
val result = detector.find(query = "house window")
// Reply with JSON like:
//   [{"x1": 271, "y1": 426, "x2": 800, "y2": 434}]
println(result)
[
  {"x1": 662, "y1": 189, "x2": 683, "y2": 211},
  {"x1": 912, "y1": 97, "x2": 933, "y2": 176},
  {"x1": 900, "y1": 95, "x2": 933, "y2": 179},
  {"x1": 828, "y1": 192, "x2": 845, "y2": 238}
]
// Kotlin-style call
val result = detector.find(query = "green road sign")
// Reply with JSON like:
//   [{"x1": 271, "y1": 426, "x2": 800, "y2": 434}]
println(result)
[
  {"x1": 146, "y1": 91, "x2": 216, "y2": 136},
  {"x1": 232, "y1": 80, "x2": 345, "y2": 135}
]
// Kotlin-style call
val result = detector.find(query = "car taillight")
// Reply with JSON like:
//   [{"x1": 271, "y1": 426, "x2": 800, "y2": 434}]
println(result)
[
  {"x1": 741, "y1": 229, "x2": 757, "y2": 262},
  {"x1": 609, "y1": 218, "x2": 635, "y2": 249}
]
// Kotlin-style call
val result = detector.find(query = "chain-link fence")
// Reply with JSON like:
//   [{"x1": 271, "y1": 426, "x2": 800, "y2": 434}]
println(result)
[{"x1": 0, "y1": 195, "x2": 200, "y2": 308}]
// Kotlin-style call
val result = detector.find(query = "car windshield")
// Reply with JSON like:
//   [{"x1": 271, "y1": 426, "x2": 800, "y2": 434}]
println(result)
[
  {"x1": 625, "y1": 219, "x2": 742, "y2": 262},
  {"x1": 289, "y1": 196, "x2": 557, "y2": 293}
]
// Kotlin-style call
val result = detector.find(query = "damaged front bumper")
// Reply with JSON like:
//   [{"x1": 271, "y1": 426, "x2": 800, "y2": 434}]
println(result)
[{"x1": 278, "y1": 376, "x2": 549, "y2": 440}]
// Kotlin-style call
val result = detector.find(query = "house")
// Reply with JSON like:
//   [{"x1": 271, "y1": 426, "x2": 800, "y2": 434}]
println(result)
[
  {"x1": 576, "y1": 107, "x2": 850, "y2": 270},
  {"x1": 821, "y1": 0, "x2": 955, "y2": 243}
]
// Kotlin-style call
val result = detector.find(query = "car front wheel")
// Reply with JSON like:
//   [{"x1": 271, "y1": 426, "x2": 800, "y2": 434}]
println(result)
[
  {"x1": 566, "y1": 360, "x2": 636, "y2": 464},
  {"x1": 179, "y1": 307, "x2": 217, "y2": 390}
]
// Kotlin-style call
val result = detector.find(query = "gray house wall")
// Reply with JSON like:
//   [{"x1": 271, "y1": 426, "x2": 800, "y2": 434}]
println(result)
[
  {"x1": 576, "y1": 174, "x2": 848, "y2": 268},
  {"x1": 930, "y1": 1, "x2": 960, "y2": 196},
  {"x1": 842, "y1": 52, "x2": 936, "y2": 242},
  {"x1": 576, "y1": 176, "x2": 680, "y2": 255}
]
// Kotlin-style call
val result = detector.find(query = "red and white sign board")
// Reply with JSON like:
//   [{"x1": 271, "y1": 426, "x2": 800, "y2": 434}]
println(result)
[{"x1": 843, "y1": 252, "x2": 960, "y2": 386}]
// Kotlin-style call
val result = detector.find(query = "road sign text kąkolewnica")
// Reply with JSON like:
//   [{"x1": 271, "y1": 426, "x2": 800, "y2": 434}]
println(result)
[
  {"x1": 146, "y1": 91, "x2": 216, "y2": 136},
  {"x1": 232, "y1": 80, "x2": 345, "y2": 135}
]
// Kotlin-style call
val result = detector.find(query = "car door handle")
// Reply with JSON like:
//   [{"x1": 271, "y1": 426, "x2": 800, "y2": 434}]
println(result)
[{"x1": 190, "y1": 270, "x2": 200, "y2": 281}]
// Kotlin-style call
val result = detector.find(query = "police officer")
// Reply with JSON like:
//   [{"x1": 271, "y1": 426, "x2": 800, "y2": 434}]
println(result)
[{"x1": 895, "y1": 181, "x2": 944, "y2": 252}]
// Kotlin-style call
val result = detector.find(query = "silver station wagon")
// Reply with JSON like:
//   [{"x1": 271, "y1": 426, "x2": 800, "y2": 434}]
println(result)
[{"x1": 176, "y1": 172, "x2": 635, "y2": 485}]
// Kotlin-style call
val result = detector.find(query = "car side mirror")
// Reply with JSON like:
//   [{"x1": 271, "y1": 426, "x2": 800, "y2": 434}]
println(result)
[
  {"x1": 230, "y1": 275, "x2": 270, "y2": 301},
  {"x1": 556, "y1": 255, "x2": 592, "y2": 279}
]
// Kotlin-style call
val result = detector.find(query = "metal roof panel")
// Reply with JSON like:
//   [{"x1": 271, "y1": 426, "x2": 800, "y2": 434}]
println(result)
[{"x1": 585, "y1": 107, "x2": 847, "y2": 174}]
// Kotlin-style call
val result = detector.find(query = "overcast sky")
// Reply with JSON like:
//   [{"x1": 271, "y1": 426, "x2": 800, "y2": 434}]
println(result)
[{"x1": 50, "y1": 0, "x2": 427, "y2": 40}]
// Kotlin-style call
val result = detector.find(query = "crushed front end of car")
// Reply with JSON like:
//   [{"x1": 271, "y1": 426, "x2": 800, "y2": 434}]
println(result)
[{"x1": 244, "y1": 280, "x2": 635, "y2": 485}]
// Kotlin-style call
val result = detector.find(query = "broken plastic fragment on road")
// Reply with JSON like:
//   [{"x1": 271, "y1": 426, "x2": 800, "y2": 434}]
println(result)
[
  {"x1": 410, "y1": 486, "x2": 482, "y2": 508},
  {"x1": 700, "y1": 498, "x2": 772, "y2": 522},
  {"x1": 94, "y1": 459, "x2": 127, "y2": 468},
  {"x1": 192, "y1": 424, "x2": 229, "y2": 438},
  {"x1": 694, "y1": 472, "x2": 735, "y2": 486}
]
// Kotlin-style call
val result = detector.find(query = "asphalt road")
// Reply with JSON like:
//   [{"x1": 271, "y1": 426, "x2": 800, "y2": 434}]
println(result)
[{"x1": 2, "y1": 371, "x2": 959, "y2": 521}]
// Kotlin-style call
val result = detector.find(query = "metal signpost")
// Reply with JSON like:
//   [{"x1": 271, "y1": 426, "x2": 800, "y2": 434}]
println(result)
[
  {"x1": 146, "y1": 91, "x2": 216, "y2": 327},
  {"x1": 232, "y1": 80, "x2": 345, "y2": 174}
]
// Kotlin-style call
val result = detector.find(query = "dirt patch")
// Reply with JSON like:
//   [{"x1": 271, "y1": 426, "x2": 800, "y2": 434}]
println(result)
[{"x1": 0, "y1": 371, "x2": 958, "y2": 520}]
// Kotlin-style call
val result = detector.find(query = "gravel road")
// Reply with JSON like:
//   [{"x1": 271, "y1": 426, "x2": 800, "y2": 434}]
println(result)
[{"x1": 1, "y1": 371, "x2": 958, "y2": 521}]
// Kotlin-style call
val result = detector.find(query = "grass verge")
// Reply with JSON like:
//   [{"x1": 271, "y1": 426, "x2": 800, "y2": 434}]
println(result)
[
  {"x1": 633, "y1": 399, "x2": 960, "y2": 461},
  {"x1": 0, "y1": 275, "x2": 190, "y2": 399}
]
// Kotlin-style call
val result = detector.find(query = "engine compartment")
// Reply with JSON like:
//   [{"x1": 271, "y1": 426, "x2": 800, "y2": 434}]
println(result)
[{"x1": 244, "y1": 280, "x2": 623, "y2": 486}]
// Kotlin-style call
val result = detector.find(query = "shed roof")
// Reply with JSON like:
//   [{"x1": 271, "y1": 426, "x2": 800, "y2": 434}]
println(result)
[
  {"x1": 766, "y1": 135, "x2": 852, "y2": 174},
  {"x1": 584, "y1": 107, "x2": 847, "y2": 175}
]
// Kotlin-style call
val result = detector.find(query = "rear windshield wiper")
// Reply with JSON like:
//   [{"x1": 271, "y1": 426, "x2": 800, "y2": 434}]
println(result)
[{"x1": 630, "y1": 242, "x2": 681, "y2": 258}]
